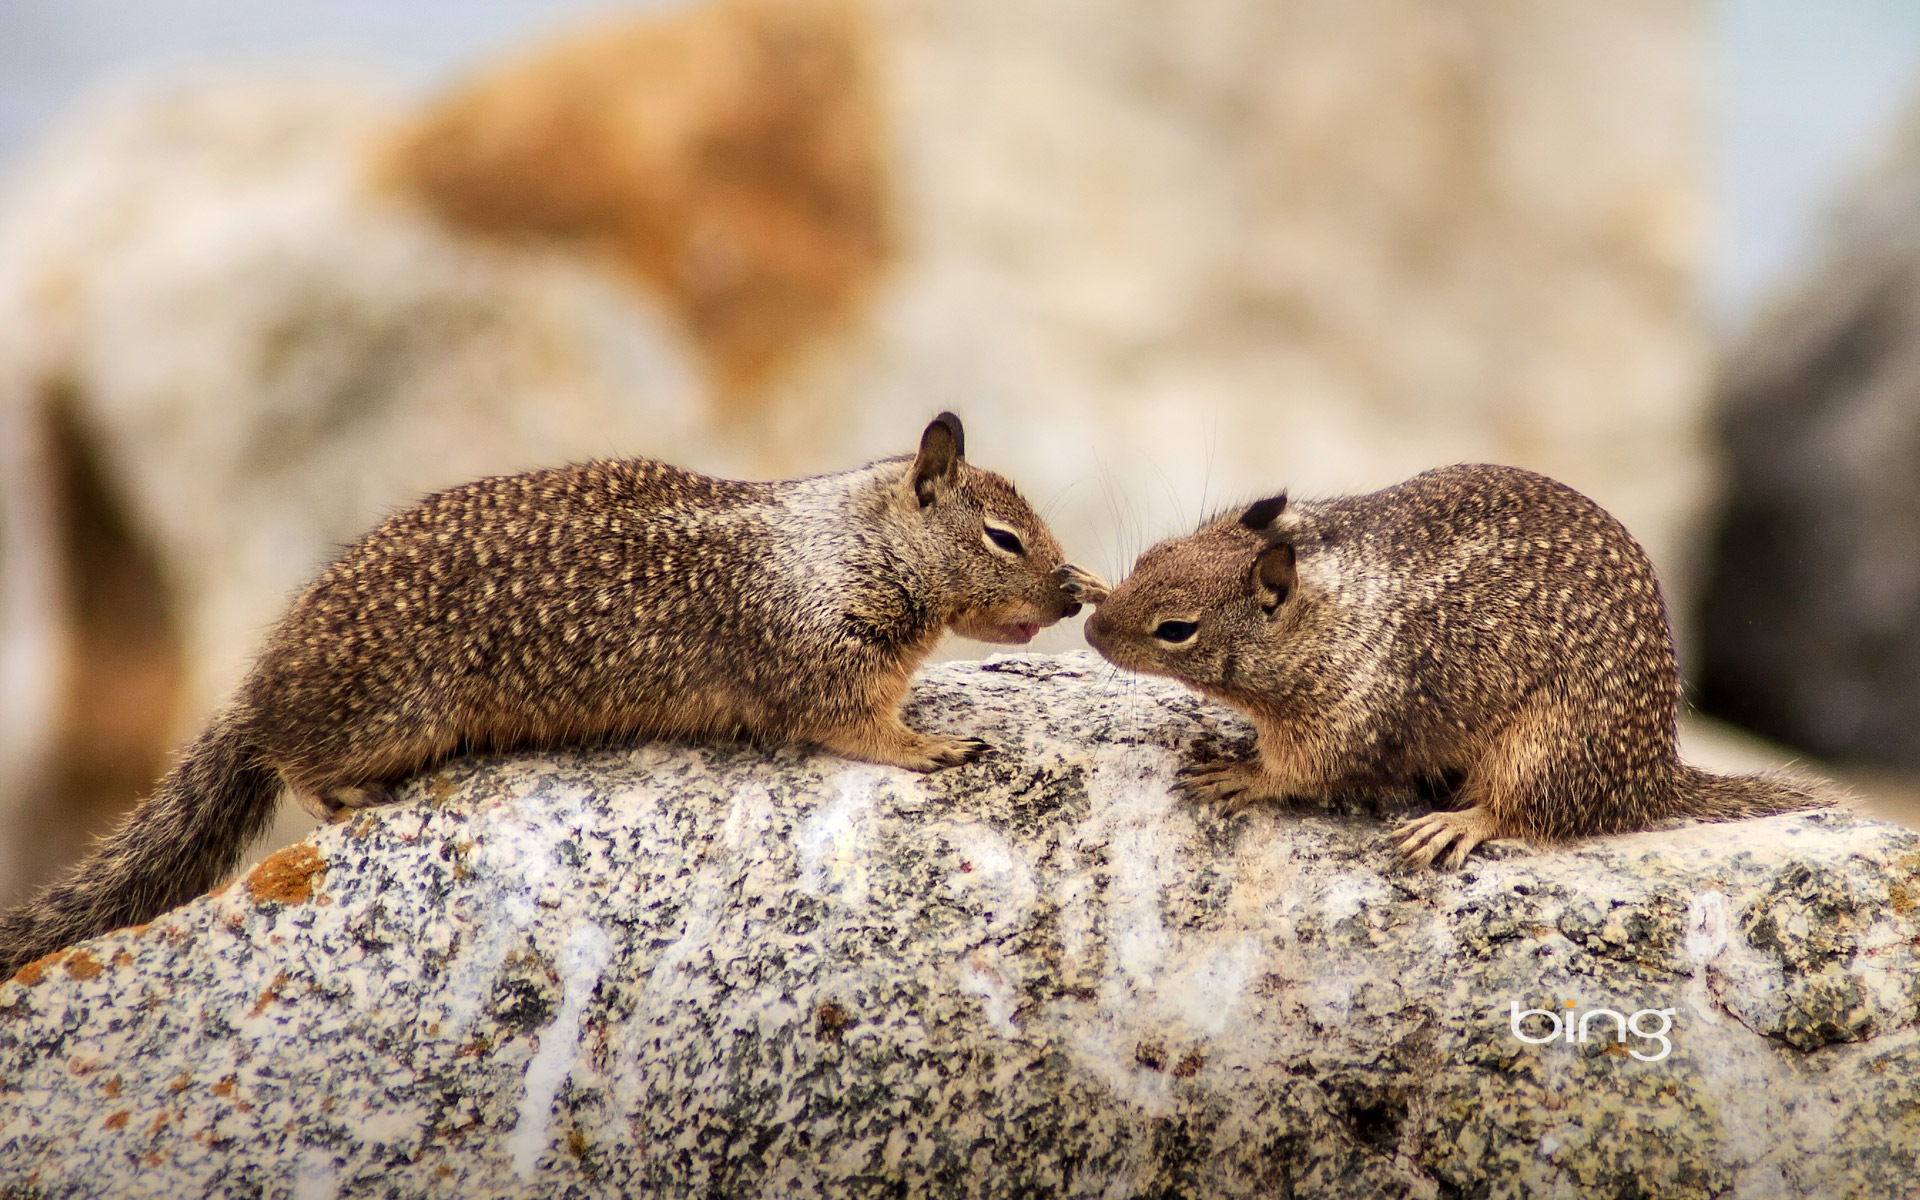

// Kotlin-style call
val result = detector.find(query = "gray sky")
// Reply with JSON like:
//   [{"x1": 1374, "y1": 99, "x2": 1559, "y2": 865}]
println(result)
[
  {"x1": 2, "y1": 0, "x2": 1918, "y2": 327},
  {"x1": 1714, "y1": 0, "x2": 1920, "y2": 323}
]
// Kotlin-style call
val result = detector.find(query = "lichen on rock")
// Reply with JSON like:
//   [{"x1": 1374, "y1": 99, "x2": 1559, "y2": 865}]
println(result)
[{"x1": 1, "y1": 653, "x2": 1916, "y2": 1197}]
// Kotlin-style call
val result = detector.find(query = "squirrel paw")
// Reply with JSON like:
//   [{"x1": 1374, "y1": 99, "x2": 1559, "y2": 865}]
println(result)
[
  {"x1": 1053, "y1": 563, "x2": 1111, "y2": 607},
  {"x1": 1394, "y1": 807, "x2": 1498, "y2": 869},
  {"x1": 905, "y1": 735, "x2": 994, "y2": 772},
  {"x1": 1175, "y1": 761, "x2": 1282, "y2": 813}
]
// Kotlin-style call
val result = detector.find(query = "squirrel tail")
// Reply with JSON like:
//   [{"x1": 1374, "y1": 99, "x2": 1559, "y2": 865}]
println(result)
[
  {"x1": 1672, "y1": 763, "x2": 1843, "y2": 822},
  {"x1": 0, "y1": 711, "x2": 282, "y2": 979}
]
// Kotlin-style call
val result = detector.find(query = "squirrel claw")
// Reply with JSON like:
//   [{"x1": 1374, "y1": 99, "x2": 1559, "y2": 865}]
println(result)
[
  {"x1": 1394, "y1": 807, "x2": 1496, "y2": 869},
  {"x1": 1174, "y1": 761, "x2": 1275, "y2": 813},
  {"x1": 923, "y1": 736, "x2": 993, "y2": 770},
  {"x1": 1053, "y1": 563, "x2": 1111, "y2": 607},
  {"x1": 955, "y1": 737, "x2": 993, "y2": 764}
]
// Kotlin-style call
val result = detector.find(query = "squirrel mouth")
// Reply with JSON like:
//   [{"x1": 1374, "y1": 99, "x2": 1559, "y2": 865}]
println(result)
[{"x1": 989, "y1": 621, "x2": 1042, "y2": 645}]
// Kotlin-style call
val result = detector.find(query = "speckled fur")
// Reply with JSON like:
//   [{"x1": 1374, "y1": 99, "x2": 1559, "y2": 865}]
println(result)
[
  {"x1": 1085, "y1": 464, "x2": 1833, "y2": 867},
  {"x1": 0, "y1": 415, "x2": 1100, "y2": 975}
]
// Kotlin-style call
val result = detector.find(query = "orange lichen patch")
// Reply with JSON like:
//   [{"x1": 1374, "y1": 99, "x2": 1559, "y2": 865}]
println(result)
[
  {"x1": 211, "y1": 1076, "x2": 236, "y2": 1098},
  {"x1": 103, "y1": 1111, "x2": 129, "y2": 1130},
  {"x1": 12, "y1": 950, "x2": 66, "y2": 986},
  {"x1": 64, "y1": 950, "x2": 103, "y2": 981},
  {"x1": 383, "y1": 0, "x2": 894, "y2": 409},
  {"x1": 168, "y1": 1074, "x2": 192, "y2": 1095},
  {"x1": 814, "y1": 1001, "x2": 849, "y2": 1041},
  {"x1": 245, "y1": 844, "x2": 327, "y2": 906},
  {"x1": 454, "y1": 1035, "x2": 494, "y2": 1060},
  {"x1": 111, "y1": 949, "x2": 133, "y2": 968},
  {"x1": 248, "y1": 971, "x2": 289, "y2": 1019},
  {"x1": 104, "y1": 1077, "x2": 122, "y2": 1099}
]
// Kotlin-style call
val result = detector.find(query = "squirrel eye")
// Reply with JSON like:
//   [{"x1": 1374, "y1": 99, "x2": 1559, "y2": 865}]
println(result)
[
  {"x1": 1152, "y1": 620, "x2": 1199, "y2": 643},
  {"x1": 984, "y1": 526, "x2": 1026, "y2": 556}
]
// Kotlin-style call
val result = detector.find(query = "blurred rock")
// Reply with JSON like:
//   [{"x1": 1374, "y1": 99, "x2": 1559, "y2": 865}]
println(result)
[
  {"x1": 0, "y1": 0, "x2": 1712, "y2": 902},
  {"x1": 816, "y1": 0, "x2": 1713, "y2": 602},
  {"x1": 386, "y1": 0, "x2": 893, "y2": 405},
  {"x1": 370, "y1": 0, "x2": 1716, "y2": 586},
  {"x1": 2, "y1": 657, "x2": 1915, "y2": 1197},
  {"x1": 1699, "y1": 99, "x2": 1920, "y2": 769},
  {"x1": 0, "y1": 60, "x2": 768, "y2": 901},
  {"x1": 0, "y1": 396, "x2": 63, "y2": 898}
]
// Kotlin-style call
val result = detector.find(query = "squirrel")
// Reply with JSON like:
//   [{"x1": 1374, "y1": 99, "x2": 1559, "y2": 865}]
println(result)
[
  {"x1": 1083, "y1": 463, "x2": 1833, "y2": 868},
  {"x1": 0, "y1": 413, "x2": 1107, "y2": 976}
]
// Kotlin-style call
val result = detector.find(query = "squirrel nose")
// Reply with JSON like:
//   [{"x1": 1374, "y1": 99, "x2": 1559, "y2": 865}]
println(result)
[{"x1": 1084, "y1": 607, "x2": 1109, "y2": 647}]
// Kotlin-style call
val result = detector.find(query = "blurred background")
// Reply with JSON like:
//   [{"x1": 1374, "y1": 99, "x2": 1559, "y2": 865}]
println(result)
[{"x1": 2, "y1": 0, "x2": 1919, "y2": 903}]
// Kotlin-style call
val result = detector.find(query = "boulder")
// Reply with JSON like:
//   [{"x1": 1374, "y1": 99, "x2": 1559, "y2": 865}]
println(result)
[
  {"x1": 2, "y1": 654, "x2": 1915, "y2": 1198},
  {"x1": 1699, "y1": 97, "x2": 1920, "y2": 770}
]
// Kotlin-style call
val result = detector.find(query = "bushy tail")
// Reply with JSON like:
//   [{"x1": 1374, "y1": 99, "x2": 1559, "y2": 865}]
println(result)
[
  {"x1": 0, "y1": 712, "x2": 281, "y2": 979},
  {"x1": 1674, "y1": 764, "x2": 1843, "y2": 822}
]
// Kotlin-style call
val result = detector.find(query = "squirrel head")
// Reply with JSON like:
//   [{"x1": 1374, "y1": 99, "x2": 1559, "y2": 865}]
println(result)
[
  {"x1": 897, "y1": 413, "x2": 1104, "y2": 645},
  {"x1": 1084, "y1": 493, "x2": 1302, "y2": 691}
]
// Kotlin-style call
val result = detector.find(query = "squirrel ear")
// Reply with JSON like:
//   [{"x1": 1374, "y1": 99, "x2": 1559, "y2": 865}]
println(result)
[
  {"x1": 1251, "y1": 541, "x2": 1295, "y2": 615},
  {"x1": 1239, "y1": 493, "x2": 1288, "y2": 531},
  {"x1": 912, "y1": 412, "x2": 965, "y2": 507}
]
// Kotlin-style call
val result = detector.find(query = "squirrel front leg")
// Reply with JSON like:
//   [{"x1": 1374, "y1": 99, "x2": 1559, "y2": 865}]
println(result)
[
  {"x1": 815, "y1": 712, "x2": 990, "y2": 772},
  {"x1": 1176, "y1": 720, "x2": 1332, "y2": 812}
]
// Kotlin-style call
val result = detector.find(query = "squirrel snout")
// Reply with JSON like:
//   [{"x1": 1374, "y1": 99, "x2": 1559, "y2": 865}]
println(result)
[{"x1": 1083, "y1": 605, "x2": 1112, "y2": 650}]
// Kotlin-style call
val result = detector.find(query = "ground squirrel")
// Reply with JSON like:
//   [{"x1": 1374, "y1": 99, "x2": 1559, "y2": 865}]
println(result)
[
  {"x1": 1084, "y1": 463, "x2": 1833, "y2": 867},
  {"x1": 0, "y1": 413, "x2": 1105, "y2": 975}
]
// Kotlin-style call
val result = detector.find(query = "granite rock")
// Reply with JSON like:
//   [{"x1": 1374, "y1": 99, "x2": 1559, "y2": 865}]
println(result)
[{"x1": 1, "y1": 654, "x2": 1916, "y2": 1198}]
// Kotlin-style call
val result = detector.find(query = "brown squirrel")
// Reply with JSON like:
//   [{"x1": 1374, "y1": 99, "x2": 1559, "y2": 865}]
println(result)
[
  {"x1": 0, "y1": 413, "x2": 1105, "y2": 975},
  {"x1": 1084, "y1": 463, "x2": 1832, "y2": 867}
]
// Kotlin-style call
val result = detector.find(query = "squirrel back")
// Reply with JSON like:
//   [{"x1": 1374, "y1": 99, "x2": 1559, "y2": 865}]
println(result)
[
  {"x1": 1, "y1": 413, "x2": 1102, "y2": 976},
  {"x1": 1086, "y1": 463, "x2": 1834, "y2": 866}
]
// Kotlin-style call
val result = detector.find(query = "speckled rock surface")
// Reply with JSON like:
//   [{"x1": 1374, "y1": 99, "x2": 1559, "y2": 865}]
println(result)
[{"x1": 2, "y1": 654, "x2": 1917, "y2": 1198}]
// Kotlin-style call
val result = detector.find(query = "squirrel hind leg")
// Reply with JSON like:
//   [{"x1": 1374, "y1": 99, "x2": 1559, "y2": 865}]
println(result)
[
  {"x1": 1394, "y1": 805, "x2": 1502, "y2": 868},
  {"x1": 286, "y1": 780, "x2": 397, "y2": 822},
  {"x1": 1394, "y1": 708, "x2": 1574, "y2": 868}
]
